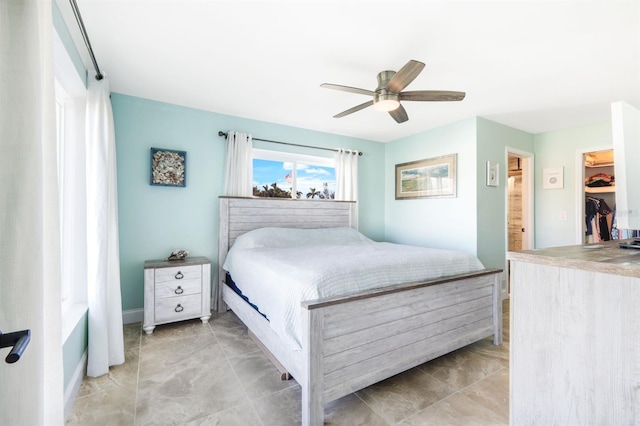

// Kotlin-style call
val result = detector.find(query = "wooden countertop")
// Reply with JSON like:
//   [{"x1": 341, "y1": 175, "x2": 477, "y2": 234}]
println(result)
[{"x1": 507, "y1": 239, "x2": 640, "y2": 278}]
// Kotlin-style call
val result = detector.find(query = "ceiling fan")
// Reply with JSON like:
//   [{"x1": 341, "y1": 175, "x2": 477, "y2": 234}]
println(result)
[{"x1": 321, "y1": 60, "x2": 465, "y2": 123}]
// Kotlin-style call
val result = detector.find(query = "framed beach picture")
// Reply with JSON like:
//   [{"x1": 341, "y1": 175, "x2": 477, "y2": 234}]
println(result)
[
  {"x1": 395, "y1": 154, "x2": 457, "y2": 199},
  {"x1": 150, "y1": 147, "x2": 187, "y2": 187}
]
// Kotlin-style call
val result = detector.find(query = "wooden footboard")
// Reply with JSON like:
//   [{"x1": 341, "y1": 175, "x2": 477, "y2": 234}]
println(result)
[
  {"x1": 300, "y1": 269, "x2": 502, "y2": 425},
  {"x1": 222, "y1": 268, "x2": 502, "y2": 426}
]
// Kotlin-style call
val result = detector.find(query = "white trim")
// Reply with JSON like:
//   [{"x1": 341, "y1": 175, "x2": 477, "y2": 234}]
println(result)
[
  {"x1": 64, "y1": 350, "x2": 87, "y2": 421},
  {"x1": 574, "y1": 145, "x2": 612, "y2": 244},
  {"x1": 505, "y1": 147, "x2": 534, "y2": 297},
  {"x1": 122, "y1": 308, "x2": 144, "y2": 324}
]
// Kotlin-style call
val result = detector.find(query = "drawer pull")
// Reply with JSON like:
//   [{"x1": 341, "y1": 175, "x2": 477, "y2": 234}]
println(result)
[
  {"x1": 175, "y1": 304, "x2": 184, "y2": 313},
  {"x1": 174, "y1": 286, "x2": 184, "y2": 295},
  {"x1": 175, "y1": 271, "x2": 184, "y2": 280}
]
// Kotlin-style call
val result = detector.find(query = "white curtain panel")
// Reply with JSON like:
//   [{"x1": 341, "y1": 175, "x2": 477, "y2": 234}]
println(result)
[
  {"x1": 223, "y1": 131, "x2": 253, "y2": 196},
  {"x1": 85, "y1": 74, "x2": 125, "y2": 377},
  {"x1": 334, "y1": 149, "x2": 359, "y2": 201},
  {"x1": 0, "y1": 1, "x2": 64, "y2": 424}
]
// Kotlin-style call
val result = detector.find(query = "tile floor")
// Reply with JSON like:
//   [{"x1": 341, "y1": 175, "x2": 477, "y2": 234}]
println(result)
[{"x1": 66, "y1": 300, "x2": 510, "y2": 425}]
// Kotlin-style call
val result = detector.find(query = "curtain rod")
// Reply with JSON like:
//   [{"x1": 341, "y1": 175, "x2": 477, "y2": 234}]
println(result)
[
  {"x1": 218, "y1": 131, "x2": 363, "y2": 156},
  {"x1": 69, "y1": 0, "x2": 103, "y2": 81}
]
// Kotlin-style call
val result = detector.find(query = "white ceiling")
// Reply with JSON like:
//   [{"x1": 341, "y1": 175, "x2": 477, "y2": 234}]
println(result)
[{"x1": 57, "y1": 0, "x2": 640, "y2": 143}]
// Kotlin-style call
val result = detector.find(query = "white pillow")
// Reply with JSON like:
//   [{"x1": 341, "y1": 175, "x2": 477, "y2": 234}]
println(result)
[{"x1": 230, "y1": 227, "x2": 371, "y2": 250}]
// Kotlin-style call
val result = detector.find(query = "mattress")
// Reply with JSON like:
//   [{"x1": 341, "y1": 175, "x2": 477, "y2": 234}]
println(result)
[{"x1": 223, "y1": 227, "x2": 485, "y2": 350}]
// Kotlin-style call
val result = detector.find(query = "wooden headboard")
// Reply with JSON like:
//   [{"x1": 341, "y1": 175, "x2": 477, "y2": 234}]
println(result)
[{"x1": 216, "y1": 196, "x2": 357, "y2": 311}]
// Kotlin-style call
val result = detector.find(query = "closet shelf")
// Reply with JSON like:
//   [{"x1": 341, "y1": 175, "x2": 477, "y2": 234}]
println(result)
[{"x1": 585, "y1": 184, "x2": 615, "y2": 194}]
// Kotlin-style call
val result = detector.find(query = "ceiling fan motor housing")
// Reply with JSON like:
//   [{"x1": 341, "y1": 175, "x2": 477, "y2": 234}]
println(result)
[
  {"x1": 374, "y1": 70, "x2": 400, "y2": 111},
  {"x1": 376, "y1": 70, "x2": 397, "y2": 90}
]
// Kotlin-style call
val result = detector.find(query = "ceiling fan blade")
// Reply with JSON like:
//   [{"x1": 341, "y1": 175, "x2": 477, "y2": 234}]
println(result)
[
  {"x1": 333, "y1": 100, "x2": 374, "y2": 118},
  {"x1": 389, "y1": 104, "x2": 409, "y2": 123},
  {"x1": 400, "y1": 90, "x2": 466, "y2": 102},
  {"x1": 386, "y1": 60, "x2": 425, "y2": 93},
  {"x1": 320, "y1": 83, "x2": 375, "y2": 97}
]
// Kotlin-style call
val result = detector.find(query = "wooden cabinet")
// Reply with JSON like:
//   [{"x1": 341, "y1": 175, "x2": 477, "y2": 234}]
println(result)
[
  {"x1": 508, "y1": 243, "x2": 640, "y2": 424},
  {"x1": 143, "y1": 256, "x2": 211, "y2": 334}
]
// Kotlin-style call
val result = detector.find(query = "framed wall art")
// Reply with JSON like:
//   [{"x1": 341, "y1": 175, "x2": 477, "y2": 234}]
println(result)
[
  {"x1": 543, "y1": 166, "x2": 563, "y2": 189},
  {"x1": 150, "y1": 147, "x2": 187, "y2": 187},
  {"x1": 395, "y1": 153, "x2": 457, "y2": 199}
]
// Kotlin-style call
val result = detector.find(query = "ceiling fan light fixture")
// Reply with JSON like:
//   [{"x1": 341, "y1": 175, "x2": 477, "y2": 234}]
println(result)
[
  {"x1": 321, "y1": 60, "x2": 465, "y2": 123},
  {"x1": 374, "y1": 99, "x2": 400, "y2": 111},
  {"x1": 373, "y1": 93, "x2": 400, "y2": 111}
]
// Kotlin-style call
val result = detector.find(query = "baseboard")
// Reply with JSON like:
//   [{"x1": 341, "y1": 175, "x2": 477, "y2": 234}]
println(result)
[
  {"x1": 122, "y1": 308, "x2": 143, "y2": 324},
  {"x1": 64, "y1": 350, "x2": 87, "y2": 421}
]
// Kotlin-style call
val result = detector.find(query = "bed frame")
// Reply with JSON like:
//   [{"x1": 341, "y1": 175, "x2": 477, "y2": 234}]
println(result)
[{"x1": 217, "y1": 197, "x2": 502, "y2": 426}]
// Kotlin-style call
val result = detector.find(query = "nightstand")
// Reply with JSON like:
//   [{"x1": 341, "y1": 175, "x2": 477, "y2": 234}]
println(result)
[{"x1": 143, "y1": 256, "x2": 212, "y2": 334}]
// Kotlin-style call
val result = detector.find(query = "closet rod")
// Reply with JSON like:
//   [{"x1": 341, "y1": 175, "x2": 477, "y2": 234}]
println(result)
[
  {"x1": 218, "y1": 131, "x2": 363, "y2": 156},
  {"x1": 69, "y1": 0, "x2": 103, "y2": 81}
]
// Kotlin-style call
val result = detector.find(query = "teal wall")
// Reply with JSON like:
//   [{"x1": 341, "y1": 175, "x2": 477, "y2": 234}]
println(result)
[
  {"x1": 533, "y1": 121, "x2": 612, "y2": 248},
  {"x1": 383, "y1": 117, "x2": 534, "y2": 274},
  {"x1": 476, "y1": 118, "x2": 534, "y2": 271},
  {"x1": 62, "y1": 312, "x2": 88, "y2": 390},
  {"x1": 112, "y1": 93, "x2": 385, "y2": 311},
  {"x1": 384, "y1": 118, "x2": 479, "y2": 255}
]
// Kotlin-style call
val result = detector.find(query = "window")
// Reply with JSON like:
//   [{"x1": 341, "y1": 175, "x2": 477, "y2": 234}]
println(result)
[
  {"x1": 252, "y1": 149, "x2": 336, "y2": 199},
  {"x1": 54, "y1": 28, "x2": 89, "y2": 339}
]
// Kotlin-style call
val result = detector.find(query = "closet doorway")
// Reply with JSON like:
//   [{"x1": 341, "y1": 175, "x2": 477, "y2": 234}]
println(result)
[
  {"x1": 578, "y1": 148, "x2": 615, "y2": 244},
  {"x1": 505, "y1": 148, "x2": 534, "y2": 295}
]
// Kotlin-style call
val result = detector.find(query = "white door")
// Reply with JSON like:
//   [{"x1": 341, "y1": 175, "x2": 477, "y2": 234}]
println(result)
[{"x1": 0, "y1": 2, "x2": 64, "y2": 424}]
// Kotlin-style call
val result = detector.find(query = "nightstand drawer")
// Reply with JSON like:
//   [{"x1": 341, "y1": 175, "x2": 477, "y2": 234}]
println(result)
[
  {"x1": 155, "y1": 294, "x2": 202, "y2": 323},
  {"x1": 155, "y1": 264, "x2": 201, "y2": 283},
  {"x1": 155, "y1": 279, "x2": 201, "y2": 298},
  {"x1": 143, "y1": 256, "x2": 211, "y2": 334}
]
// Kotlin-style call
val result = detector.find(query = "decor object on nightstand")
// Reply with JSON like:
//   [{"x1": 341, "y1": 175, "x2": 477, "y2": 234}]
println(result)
[
  {"x1": 167, "y1": 249, "x2": 189, "y2": 261},
  {"x1": 150, "y1": 147, "x2": 186, "y2": 187},
  {"x1": 143, "y1": 256, "x2": 211, "y2": 334}
]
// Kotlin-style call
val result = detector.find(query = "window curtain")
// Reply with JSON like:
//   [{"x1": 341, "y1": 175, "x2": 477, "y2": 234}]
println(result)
[
  {"x1": 0, "y1": 1, "x2": 64, "y2": 424},
  {"x1": 334, "y1": 148, "x2": 359, "y2": 201},
  {"x1": 223, "y1": 131, "x2": 253, "y2": 196},
  {"x1": 85, "y1": 74, "x2": 125, "y2": 377}
]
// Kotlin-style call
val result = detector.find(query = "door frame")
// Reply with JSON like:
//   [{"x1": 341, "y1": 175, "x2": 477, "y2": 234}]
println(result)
[
  {"x1": 575, "y1": 145, "x2": 612, "y2": 244},
  {"x1": 505, "y1": 147, "x2": 534, "y2": 296}
]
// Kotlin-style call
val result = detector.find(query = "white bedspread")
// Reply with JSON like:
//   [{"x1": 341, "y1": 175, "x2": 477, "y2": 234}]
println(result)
[{"x1": 223, "y1": 227, "x2": 485, "y2": 350}]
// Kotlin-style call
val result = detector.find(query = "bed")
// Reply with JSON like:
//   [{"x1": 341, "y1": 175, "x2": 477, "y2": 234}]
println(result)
[{"x1": 217, "y1": 197, "x2": 502, "y2": 426}]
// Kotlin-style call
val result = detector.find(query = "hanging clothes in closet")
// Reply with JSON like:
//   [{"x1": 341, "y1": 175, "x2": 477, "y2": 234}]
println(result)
[{"x1": 585, "y1": 196, "x2": 613, "y2": 243}]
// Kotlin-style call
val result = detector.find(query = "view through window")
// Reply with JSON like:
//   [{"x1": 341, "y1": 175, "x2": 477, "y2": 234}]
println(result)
[{"x1": 252, "y1": 149, "x2": 335, "y2": 199}]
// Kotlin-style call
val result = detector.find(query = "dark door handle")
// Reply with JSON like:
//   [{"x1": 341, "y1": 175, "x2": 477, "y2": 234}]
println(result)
[{"x1": 0, "y1": 329, "x2": 31, "y2": 364}]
